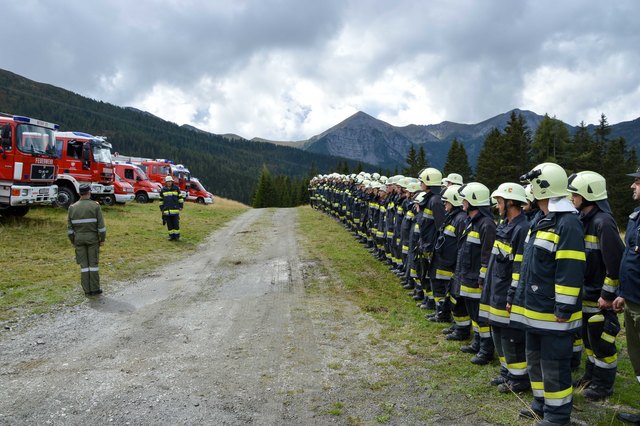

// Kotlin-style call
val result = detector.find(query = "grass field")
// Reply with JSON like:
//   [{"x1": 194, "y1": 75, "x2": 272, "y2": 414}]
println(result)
[
  {"x1": 0, "y1": 198, "x2": 247, "y2": 321},
  {"x1": 297, "y1": 205, "x2": 639, "y2": 425}
]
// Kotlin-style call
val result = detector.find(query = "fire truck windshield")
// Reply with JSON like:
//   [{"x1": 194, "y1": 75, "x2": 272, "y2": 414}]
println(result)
[
  {"x1": 17, "y1": 125, "x2": 56, "y2": 156},
  {"x1": 92, "y1": 145, "x2": 113, "y2": 164}
]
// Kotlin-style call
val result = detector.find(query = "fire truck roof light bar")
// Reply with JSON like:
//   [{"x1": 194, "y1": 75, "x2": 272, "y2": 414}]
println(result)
[{"x1": 12, "y1": 115, "x2": 60, "y2": 130}]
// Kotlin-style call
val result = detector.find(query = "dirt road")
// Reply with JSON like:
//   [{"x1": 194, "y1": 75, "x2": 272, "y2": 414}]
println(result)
[{"x1": 0, "y1": 208, "x2": 435, "y2": 425}]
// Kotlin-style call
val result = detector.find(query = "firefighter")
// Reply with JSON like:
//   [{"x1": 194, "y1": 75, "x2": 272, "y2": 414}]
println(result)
[
  {"x1": 613, "y1": 168, "x2": 640, "y2": 425},
  {"x1": 415, "y1": 167, "x2": 446, "y2": 310},
  {"x1": 480, "y1": 182, "x2": 530, "y2": 392},
  {"x1": 160, "y1": 175, "x2": 184, "y2": 241},
  {"x1": 67, "y1": 183, "x2": 106, "y2": 296},
  {"x1": 429, "y1": 184, "x2": 467, "y2": 323},
  {"x1": 454, "y1": 182, "x2": 497, "y2": 365},
  {"x1": 511, "y1": 162, "x2": 585, "y2": 426},
  {"x1": 567, "y1": 171, "x2": 623, "y2": 401}
]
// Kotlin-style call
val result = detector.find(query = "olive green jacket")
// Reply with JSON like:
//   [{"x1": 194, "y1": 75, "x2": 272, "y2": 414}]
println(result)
[{"x1": 67, "y1": 199, "x2": 107, "y2": 245}]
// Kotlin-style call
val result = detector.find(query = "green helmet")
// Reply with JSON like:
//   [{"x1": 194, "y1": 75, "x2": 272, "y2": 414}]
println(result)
[
  {"x1": 407, "y1": 181, "x2": 422, "y2": 193},
  {"x1": 491, "y1": 182, "x2": 528, "y2": 203},
  {"x1": 524, "y1": 184, "x2": 535, "y2": 202},
  {"x1": 442, "y1": 173, "x2": 463, "y2": 186},
  {"x1": 419, "y1": 168, "x2": 443, "y2": 187},
  {"x1": 441, "y1": 185, "x2": 463, "y2": 207},
  {"x1": 567, "y1": 171, "x2": 607, "y2": 201},
  {"x1": 458, "y1": 182, "x2": 491, "y2": 206},
  {"x1": 521, "y1": 162, "x2": 569, "y2": 200}
]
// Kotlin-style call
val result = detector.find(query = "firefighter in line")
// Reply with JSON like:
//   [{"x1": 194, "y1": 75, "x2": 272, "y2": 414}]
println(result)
[
  {"x1": 480, "y1": 183, "x2": 530, "y2": 392},
  {"x1": 454, "y1": 182, "x2": 497, "y2": 365},
  {"x1": 613, "y1": 168, "x2": 640, "y2": 425},
  {"x1": 67, "y1": 183, "x2": 106, "y2": 296},
  {"x1": 160, "y1": 175, "x2": 184, "y2": 241},
  {"x1": 414, "y1": 167, "x2": 446, "y2": 310},
  {"x1": 429, "y1": 184, "x2": 467, "y2": 323},
  {"x1": 510, "y1": 162, "x2": 585, "y2": 426},
  {"x1": 567, "y1": 171, "x2": 623, "y2": 401}
]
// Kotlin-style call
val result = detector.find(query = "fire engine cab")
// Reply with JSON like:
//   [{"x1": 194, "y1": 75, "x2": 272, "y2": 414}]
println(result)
[
  {"x1": 0, "y1": 113, "x2": 59, "y2": 217},
  {"x1": 113, "y1": 162, "x2": 161, "y2": 203},
  {"x1": 54, "y1": 131, "x2": 114, "y2": 208},
  {"x1": 186, "y1": 177, "x2": 214, "y2": 204}
]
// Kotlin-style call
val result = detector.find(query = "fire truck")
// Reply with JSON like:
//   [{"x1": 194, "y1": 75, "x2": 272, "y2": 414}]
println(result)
[
  {"x1": 54, "y1": 132, "x2": 114, "y2": 208},
  {"x1": 138, "y1": 160, "x2": 189, "y2": 199},
  {"x1": 113, "y1": 162, "x2": 161, "y2": 203},
  {"x1": 111, "y1": 173, "x2": 135, "y2": 204},
  {"x1": 186, "y1": 177, "x2": 214, "y2": 204},
  {"x1": 0, "y1": 113, "x2": 59, "y2": 217}
]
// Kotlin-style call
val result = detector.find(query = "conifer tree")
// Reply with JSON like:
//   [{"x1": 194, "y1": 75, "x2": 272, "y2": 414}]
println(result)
[
  {"x1": 572, "y1": 122, "x2": 599, "y2": 173},
  {"x1": 417, "y1": 145, "x2": 428, "y2": 172},
  {"x1": 502, "y1": 111, "x2": 532, "y2": 179},
  {"x1": 443, "y1": 138, "x2": 472, "y2": 181},
  {"x1": 404, "y1": 145, "x2": 419, "y2": 176},
  {"x1": 531, "y1": 114, "x2": 571, "y2": 165},
  {"x1": 475, "y1": 128, "x2": 505, "y2": 190},
  {"x1": 602, "y1": 137, "x2": 635, "y2": 225},
  {"x1": 252, "y1": 165, "x2": 276, "y2": 208}
]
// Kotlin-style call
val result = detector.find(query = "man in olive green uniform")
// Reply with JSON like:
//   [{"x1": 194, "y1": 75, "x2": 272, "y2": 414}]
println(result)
[{"x1": 68, "y1": 184, "x2": 107, "y2": 296}]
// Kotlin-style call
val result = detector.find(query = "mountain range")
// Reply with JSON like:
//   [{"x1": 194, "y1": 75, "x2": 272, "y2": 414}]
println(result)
[{"x1": 255, "y1": 110, "x2": 640, "y2": 170}]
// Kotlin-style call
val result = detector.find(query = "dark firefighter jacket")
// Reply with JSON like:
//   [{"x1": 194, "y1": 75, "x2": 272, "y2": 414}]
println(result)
[
  {"x1": 479, "y1": 212, "x2": 529, "y2": 326},
  {"x1": 456, "y1": 208, "x2": 497, "y2": 300},
  {"x1": 510, "y1": 207, "x2": 586, "y2": 334},
  {"x1": 414, "y1": 190, "x2": 446, "y2": 260},
  {"x1": 160, "y1": 184, "x2": 184, "y2": 215},
  {"x1": 430, "y1": 207, "x2": 467, "y2": 282},
  {"x1": 580, "y1": 206, "x2": 624, "y2": 313},
  {"x1": 619, "y1": 207, "x2": 640, "y2": 305}
]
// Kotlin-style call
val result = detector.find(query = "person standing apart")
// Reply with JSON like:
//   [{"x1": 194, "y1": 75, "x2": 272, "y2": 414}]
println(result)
[
  {"x1": 67, "y1": 184, "x2": 106, "y2": 296},
  {"x1": 160, "y1": 175, "x2": 184, "y2": 241},
  {"x1": 614, "y1": 168, "x2": 640, "y2": 425}
]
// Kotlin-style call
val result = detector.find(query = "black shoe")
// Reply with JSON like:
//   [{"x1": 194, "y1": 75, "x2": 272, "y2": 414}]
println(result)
[
  {"x1": 402, "y1": 283, "x2": 414, "y2": 289},
  {"x1": 419, "y1": 302, "x2": 430, "y2": 308},
  {"x1": 460, "y1": 345, "x2": 479, "y2": 354},
  {"x1": 424, "y1": 299, "x2": 436, "y2": 310},
  {"x1": 573, "y1": 375, "x2": 591, "y2": 388},
  {"x1": 519, "y1": 407, "x2": 543, "y2": 420},
  {"x1": 535, "y1": 420, "x2": 570, "y2": 426},
  {"x1": 429, "y1": 314, "x2": 452, "y2": 323},
  {"x1": 583, "y1": 385, "x2": 613, "y2": 401},
  {"x1": 497, "y1": 381, "x2": 530, "y2": 393},
  {"x1": 617, "y1": 412, "x2": 640, "y2": 425},
  {"x1": 412, "y1": 294, "x2": 424, "y2": 301},
  {"x1": 442, "y1": 326, "x2": 455, "y2": 335},
  {"x1": 470, "y1": 352, "x2": 494, "y2": 365},
  {"x1": 418, "y1": 302, "x2": 432, "y2": 309},
  {"x1": 490, "y1": 376, "x2": 506, "y2": 386},
  {"x1": 93, "y1": 289, "x2": 103, "y2": 295},
  {"x1": 445, "y1": 332, "x2": 469, "y2": 341}
]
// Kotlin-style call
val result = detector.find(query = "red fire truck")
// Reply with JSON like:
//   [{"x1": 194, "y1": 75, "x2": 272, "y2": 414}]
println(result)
[
  {"x1": 186, "y1": 177, "x2": 214, "y2": 204},
  {"x1": 54, "y1": 131, "x2": 114, "y2": 208},
  {"x1": 111, "y1": 173, "x2": 135, "y2": 204},
  {"x1": 0, "y1": 113, "x2": 59, "y2": 217},
  {"x1": 113, "y1": 162, "x2": 162, "y2": 203}
]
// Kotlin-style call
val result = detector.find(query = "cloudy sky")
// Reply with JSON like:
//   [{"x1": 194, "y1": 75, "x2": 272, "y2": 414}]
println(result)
[{"x1": 3, "y1": 0, "x2": 639, "y2": 140}]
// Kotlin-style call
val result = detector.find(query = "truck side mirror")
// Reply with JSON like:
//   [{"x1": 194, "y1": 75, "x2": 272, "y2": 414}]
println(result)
[
  {"x1": 82, "y1": 144, "x2": 91, "y2": 169},
  {"x1": 0, "y1": 125, "x2": 11, "y2": 150}
]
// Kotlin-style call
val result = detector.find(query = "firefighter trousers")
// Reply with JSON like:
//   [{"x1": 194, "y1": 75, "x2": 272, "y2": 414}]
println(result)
[
  {"x1": 464, "y1": 297, "x2": 494, "y2": 355},
  {"x1": 165, "y1": 214, "x2": 180, "y2": 239},
  {"x1": 526, "y1": 331, "x2": 574, "y2": 424},
  {"x1": 624, "y1": 301, "x2": 640, "y2": 382},
  {"x1": 450, "y1": 294, "x2": 471, "y2": 335},
  {"x1": 75, "y1": 242, "x2": 100, "y2": 294},
  {"x1": 492, "y1": 325, "x2": 528, "y2": 385},
  {"x1": 580, "y1": 310, "x2": 620, "y2": 392}
]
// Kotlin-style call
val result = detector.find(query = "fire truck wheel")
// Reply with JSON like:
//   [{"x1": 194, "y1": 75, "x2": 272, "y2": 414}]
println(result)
[
  {"x1": 102, "y1": 195, "x2": 116, "y2": 206},
  {"x1": 135, "y1": 192, "x2": 149, "y2": 203},
  {"x1": 56, "y1": 187, "x2": 77, "y2": 209},
  {"x1": 196, "y1": 197, "x2": 205, "y2": 204},
  {"x1": 5, "y1": 206, "x2": 29, "y2": 217}
]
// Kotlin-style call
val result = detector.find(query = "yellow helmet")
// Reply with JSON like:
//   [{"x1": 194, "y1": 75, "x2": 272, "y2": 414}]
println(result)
[
  {"x1": 442, "y1": 173, "x2": 463, "y2": 186},
  {"x1": 520, "y1": 162, "x2": 568, "y2": 200},
  {"x1": 491, "y1": 182, "x2": 528, "y2": 203},
  {"x1": 419, "y1": 168, "x2": 443, "y2": 187},
  {"x1": 567, "y1": 171, "x2": 607, "y2": 201},
  {"x1": 458, "y1": 182, "x2": 491, "y2": 206},
  {"x1": 441, "y1": 185, "x2": 463, "y2": 207}
]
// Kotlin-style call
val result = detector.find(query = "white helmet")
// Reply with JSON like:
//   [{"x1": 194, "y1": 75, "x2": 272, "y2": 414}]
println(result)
[
  {"x1": 458, "y1": 182, "x2": 491, "y2": 206},
  {"x1": 418, "y1": 168, "x2": 443, "y2": 187},
  {"x1": 442, "y1": 173, "x2": 464, "y2": 186},
  {"x1": 491, "y1": 182, "x2": 528, "y2": 203},
  {"x1": 164, "y1": 175, "x2": 174, "y2": 182},
  {"x1": 441, "y1": 185, "x2": 463, "y2": 207}
]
